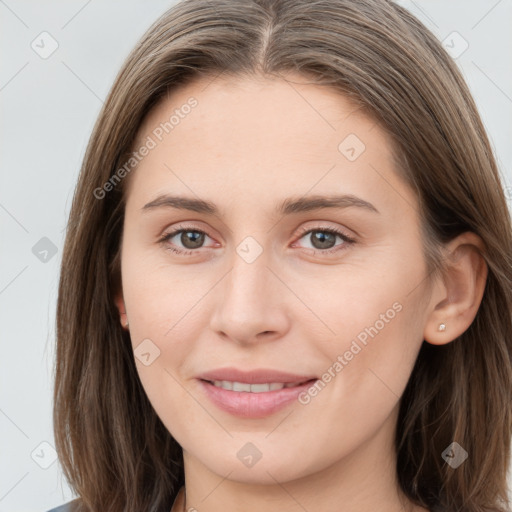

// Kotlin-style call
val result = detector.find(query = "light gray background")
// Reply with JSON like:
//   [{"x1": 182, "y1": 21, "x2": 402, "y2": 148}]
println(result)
[{"x1": 1, "y1": 1, "x2": 511, "y2": 511}]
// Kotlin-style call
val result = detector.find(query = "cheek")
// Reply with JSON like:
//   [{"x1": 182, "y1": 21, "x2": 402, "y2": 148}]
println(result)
[
  {"x1": 123, "y1": 229, "x2": 426, "y2": 381},
  {"x1": 305, "y1": 249, "x2": 424, "y2": 355},
  {"x1": 123, "y1": 263, "x2": 204, "y2": 440},
  {"x1": 122, "y1": 244, "x2": 210, "y2": 339},
  {"x1": 118, "y1": 227, "x2": 429, "y2": 482},
  {"x1": 292, "y1": 303, "x2": 423, "y2": 472},
  {"x1": 301, "y1": 249, "x2": 426, "y2": 415}
]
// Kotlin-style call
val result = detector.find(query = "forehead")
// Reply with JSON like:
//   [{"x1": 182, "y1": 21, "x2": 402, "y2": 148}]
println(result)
[
  {"x1": 124, "y1": 73, "x2": 413, "y2": 220},
  {"x1": 134, "y1": 72, "x2": 386, "y2": 152}
]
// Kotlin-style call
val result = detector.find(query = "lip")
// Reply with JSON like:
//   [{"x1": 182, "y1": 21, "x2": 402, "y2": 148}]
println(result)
[
  {"x1": 196, "y1": 367, "x2": 318, "y2": 418},
  {"x1": 197, "y1": 367, "x2": 317, "y2": 385}
]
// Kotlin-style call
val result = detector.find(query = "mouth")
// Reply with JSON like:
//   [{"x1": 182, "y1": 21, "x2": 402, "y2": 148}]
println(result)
[
  {"x1": 197, "y1": 378, "x2": 318, "y2": 418},
  {"x1": 201, "y1": 379, "x2": 315, "y2": 392}
]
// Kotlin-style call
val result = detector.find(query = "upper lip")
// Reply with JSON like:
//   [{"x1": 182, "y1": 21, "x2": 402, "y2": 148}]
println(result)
[{"x1": 197, "y1": 367, "x2": 317, "y2": 385}]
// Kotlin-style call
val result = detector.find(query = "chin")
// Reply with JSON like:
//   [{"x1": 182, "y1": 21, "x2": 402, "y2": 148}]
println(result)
[{"x1": 198, "y1": 445, "x2": 320, "y2": 485}]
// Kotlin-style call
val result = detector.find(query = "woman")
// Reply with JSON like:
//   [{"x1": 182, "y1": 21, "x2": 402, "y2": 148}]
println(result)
[{"x1": 49, "y1": 0, "x2": 512, "y2": 511}]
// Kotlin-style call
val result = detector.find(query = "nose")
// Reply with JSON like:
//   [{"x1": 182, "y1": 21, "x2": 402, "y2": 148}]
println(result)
[{"x1": 209, "y1": 248, "x2": 290, "y2": 345}]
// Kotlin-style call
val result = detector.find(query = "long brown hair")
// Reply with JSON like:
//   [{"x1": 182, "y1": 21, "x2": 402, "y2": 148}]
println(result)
[{"x1": 54, "y1": 1, "x2": 512, "y2": 511}]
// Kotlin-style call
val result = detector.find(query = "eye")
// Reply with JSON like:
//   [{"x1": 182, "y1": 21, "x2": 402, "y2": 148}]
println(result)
[
  {"x1": 293, "y1": 226, "x2": 355, "y2": 254},
  {"x1": 158, "y1": 224, "x2": 356, "y2": 256},
  {"x1": 158, "y1": 224, "x2": 215, "y2": 255}
]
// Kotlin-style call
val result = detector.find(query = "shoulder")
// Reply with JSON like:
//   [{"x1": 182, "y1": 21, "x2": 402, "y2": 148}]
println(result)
[{"x1": 46, "y1": 500, "x2": 77, "y2": 512}]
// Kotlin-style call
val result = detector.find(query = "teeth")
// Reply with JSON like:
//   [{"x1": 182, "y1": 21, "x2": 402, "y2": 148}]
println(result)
[
  {"x1": 232, "y1": 381, "x2": 251, "y2": 392},
  {"x1": 211, "y1": 380, "x2": 308, "y2": 392}
]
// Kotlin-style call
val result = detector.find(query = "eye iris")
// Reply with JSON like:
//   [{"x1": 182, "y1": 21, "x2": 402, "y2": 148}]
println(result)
[
  {"x1": 311, "y1": 231, "x2": 336, "y2": 249},
  {"x1": 181, "y1": 231, "x2": 204, "y2": 249}
]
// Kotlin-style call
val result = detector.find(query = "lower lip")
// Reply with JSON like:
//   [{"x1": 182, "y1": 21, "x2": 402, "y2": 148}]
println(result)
[{"x1": 197, "y1": 379, "x2": 318, "y2": 418}]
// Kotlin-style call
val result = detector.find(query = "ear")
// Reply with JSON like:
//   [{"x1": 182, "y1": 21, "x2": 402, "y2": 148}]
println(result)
[
  {"x1": 114, "y1": 292, "x2": 129, "y2": 330},
  {"x1": 423, "y1": 232, "x2": 488, "y2": 345}
]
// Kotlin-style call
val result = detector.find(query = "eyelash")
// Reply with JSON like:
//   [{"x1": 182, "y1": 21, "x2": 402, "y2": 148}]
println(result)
[{"x1": 158, "y1": 224, "x2": 356, "y2": 256}]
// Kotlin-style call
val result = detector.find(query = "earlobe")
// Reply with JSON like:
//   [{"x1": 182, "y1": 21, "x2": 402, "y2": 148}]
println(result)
[{"x1": 424, "y1": 232, "x2": 488, "y2": 346}]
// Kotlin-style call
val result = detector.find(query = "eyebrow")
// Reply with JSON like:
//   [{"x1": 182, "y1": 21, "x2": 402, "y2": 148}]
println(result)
[{"x1": 142, "y1": 193, "x2": 379, "y2": 216}]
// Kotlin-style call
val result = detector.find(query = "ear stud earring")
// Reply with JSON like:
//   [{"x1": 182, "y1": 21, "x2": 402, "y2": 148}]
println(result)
[{"x1": 438, "y1": 323, "x2": 446, "y2": 331}]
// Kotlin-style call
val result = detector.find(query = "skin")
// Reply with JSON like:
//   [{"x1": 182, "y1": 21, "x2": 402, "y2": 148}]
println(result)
[{"x1": 115, "y1": 72, "x2": 487, "y2": 512}]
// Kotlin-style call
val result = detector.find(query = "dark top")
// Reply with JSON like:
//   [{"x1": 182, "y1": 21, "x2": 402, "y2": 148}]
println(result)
[{"x1": 46, "y1": 501, "x2": 73, "y2": 512}]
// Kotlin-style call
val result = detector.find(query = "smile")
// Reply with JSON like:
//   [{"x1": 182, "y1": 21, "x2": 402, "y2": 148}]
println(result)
[
  {"x1": 208, "y1": 380, "x2": 311, "y2": 392},
  {"x1": 198, "y1": 378, "x2": 318, "y2": 418}
]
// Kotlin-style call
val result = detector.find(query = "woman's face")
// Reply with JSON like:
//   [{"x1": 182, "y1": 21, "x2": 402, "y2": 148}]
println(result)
[{"x1": 117, "y1": 73, "x2": 435, "y2": 484}]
